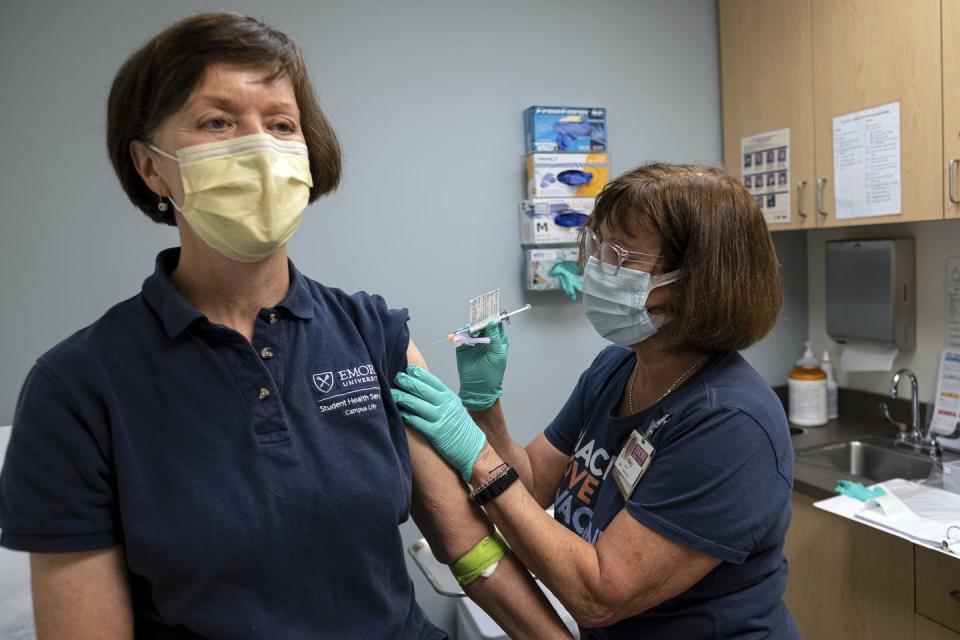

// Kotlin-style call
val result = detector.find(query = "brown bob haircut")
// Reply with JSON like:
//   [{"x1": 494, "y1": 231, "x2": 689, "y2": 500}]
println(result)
[
  {"x1": 587, "y1": 163, "x2": 783, "y2": 353},
  {"x1": 106, "y1": 12, "x2": 341, "y2": 225}
]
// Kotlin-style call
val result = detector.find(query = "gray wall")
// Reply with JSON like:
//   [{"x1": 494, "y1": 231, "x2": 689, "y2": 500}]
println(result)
[
  {"x1": 0, "y1": 0, "x2": 799, "y2": 634},
  {"x1": 745, "y1": 231, "x2": 809, "y2": 388},
  {"x1": 805, "y1": 220, "x2": 960, "y2": 403}
]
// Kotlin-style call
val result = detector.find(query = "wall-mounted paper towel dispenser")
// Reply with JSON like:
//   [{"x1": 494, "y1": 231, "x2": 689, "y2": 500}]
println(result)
[{"x1": 825, "y1": 238, "x2": 915, "y2": 351}]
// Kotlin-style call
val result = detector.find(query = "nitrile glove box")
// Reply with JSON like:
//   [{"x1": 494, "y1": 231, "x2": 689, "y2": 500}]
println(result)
[
  {"x1": 526, "y1": 153, "x2": 609, "y2": 198},
  {"x1": 524, "y1": 106, "x2": 607, "y2": 153},
  {"x1": 525, "y1": 247, "x2": 580, "y2": 291},
  {"x1": 519, "y1": 198, "x2": 593, "y2": 246}
]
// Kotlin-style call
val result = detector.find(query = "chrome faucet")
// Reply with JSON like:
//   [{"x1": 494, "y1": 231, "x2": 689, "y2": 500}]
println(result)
[{"x1": 880, "y1": 368, "x2": 940, "y2": 457}]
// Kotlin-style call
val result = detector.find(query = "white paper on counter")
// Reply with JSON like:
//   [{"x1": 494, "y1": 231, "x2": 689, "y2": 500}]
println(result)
[
  {"x1": 857, "y1": 479, "x2": 960, "y2": 546},
  {"x1": 815, "y1": 489, "x2": 958, "y2": 555},
  {"x1": 931, "y1": 347, "x2": 960, "y2": 437},
  {"x1": 948, "y1": 256, "x2": 960, "y2": 345},
  {"x1": 840, "y1": 342, "x2": 899, "y2": 372},
  {"x1": 833, "y1": 102, "x2": 901, "y2": 219},
  {"x1": 867, "y1": 479, "x2": 960, "y2": 521},
  {"x1": 740, "y1": 128, "x2": 790, "y2": 224}
]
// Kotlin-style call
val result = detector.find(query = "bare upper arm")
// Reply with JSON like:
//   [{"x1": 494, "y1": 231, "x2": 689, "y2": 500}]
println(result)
[
  {"x1": 31, "y1": 547, "x2": 133, "y2": 640},
  {"x1": 526, "y1": 433, "x2": 572, "y2": 508},
  {"x1": 406, "y1": 339, "x2": 427, "y2": 370},
  {"x1": 592, "y1": 510, "x2": 721, "y2": 625}
]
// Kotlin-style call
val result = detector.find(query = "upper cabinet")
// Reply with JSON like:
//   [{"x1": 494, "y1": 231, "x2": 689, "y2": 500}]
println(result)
[
  {"x1": 719, "y1": 0, "x2": 816, "y2": 231},
  {"x1": 945, "y1": 0, "x2": 960, "y2": 219},
  {"x1": 720, "y1": 0, "x2": 947, "y2": 230},
  {"x1": 812, "y1": 0, "x2": 942, "y2": 227}
]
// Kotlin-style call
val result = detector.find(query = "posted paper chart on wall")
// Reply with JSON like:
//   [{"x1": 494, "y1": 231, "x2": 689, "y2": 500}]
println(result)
[
  {"x1": 931, "y1": 348, "x2": 960, "y2": 440},
  {"x1": 741, "y1": 128, "x2": 790, "y2": 224},
  {"x1": 832, "y1": 102, "x2": 901, "y2": 220},
  {"x1": 948, "y1": 257, "x2": 960, "y2": 346}
]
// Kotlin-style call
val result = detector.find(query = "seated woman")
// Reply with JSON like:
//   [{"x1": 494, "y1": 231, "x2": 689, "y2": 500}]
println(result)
[{"x1": 0, "y1": 13, "x2": 569, "y2": 639}]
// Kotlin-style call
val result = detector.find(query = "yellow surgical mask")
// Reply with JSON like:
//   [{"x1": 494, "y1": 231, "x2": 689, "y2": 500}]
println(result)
[{"x1": 150, "y1": 133, "x2": 314, "y2": 263}]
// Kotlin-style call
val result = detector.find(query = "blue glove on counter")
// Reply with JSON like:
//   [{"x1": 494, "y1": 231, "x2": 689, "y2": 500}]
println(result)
[
  {"x1": 835, "y1": 480, "x2": 886, "y2": 501},
  {"x1": 391, "y1": 365, "x2": 486, "y2": 482},
  {"x1": 456, "y1": 321, "x2": 508, "y2": 411}
]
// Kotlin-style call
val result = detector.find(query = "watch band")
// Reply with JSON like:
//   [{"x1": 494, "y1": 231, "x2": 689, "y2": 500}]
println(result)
[
  {"x1": 470, "y1": 466, "x2": 519, "y2": 506},
  {"x1": 469, "y1": 463, "x2": 509, "y2": 497}
]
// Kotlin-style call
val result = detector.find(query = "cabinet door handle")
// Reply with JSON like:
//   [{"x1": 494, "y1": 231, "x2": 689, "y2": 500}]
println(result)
[
  {"x1": 950, "y1": 159, "x2": 960, "y2": 205},
  {"x1": 797, "y1": 181, "x2": 808, "y2": 218},
  {"x1": 816, "y1": 178, "x2": 829, "y2": 217},
  {"x1": 950, "y1": 589, "x2": 960, "y2": 601}
]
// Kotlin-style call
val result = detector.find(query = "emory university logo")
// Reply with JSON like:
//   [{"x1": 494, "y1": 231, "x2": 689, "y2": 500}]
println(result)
[{"x1": 312, "y1": 372, "x2": 334, "y2": 394}]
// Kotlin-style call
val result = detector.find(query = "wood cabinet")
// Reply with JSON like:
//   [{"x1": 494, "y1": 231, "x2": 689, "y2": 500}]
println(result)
[
  {"x1": 786, "y1": 493, "x2": 960, "y2": 639},
  {"x1": 916, "y1": 614, "x2": 960, "y2": 640},
  {"x1": 811, "y1": 0, "x2": 942, "y2": 227},
  {"x1": 944, "y1": 0, "x2": 960, "y2": 219},
  {"x1": 720, "y1": 0, "x2": 946, "y2": 230},
  {"x1": 784, "y1": 493, "x2": 915, "y2": 638},
  {"x1": 719, "y1": 0, "x2": 815, "y2": 231},
  {"x1": 917, "y1": 545, "x2": 960, "y2": 633}
]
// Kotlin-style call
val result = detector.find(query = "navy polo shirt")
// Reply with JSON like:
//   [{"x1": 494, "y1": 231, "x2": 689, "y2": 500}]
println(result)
[
  {"x1": 0, "y1": 248, "x2": 445, "y2": 640},
  {"x1": 545, "y1": 346, "x2": 800, "y2": 639}
]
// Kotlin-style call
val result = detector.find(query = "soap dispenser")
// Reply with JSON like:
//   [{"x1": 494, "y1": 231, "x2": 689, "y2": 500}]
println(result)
[
  {"x1": 788, "y1": 342, "x2": 828, "y2": 427},
  {"x1": 821, "y1": 350, "x2": 839, "y2": 420}
]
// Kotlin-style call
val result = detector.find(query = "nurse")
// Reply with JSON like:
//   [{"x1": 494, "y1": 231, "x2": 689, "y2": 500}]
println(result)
[
  {"x1": 0, "y1": 13, "x2": 570, "y2": 639},
  {"x1": 393, "y1": 164, "x2": 801, "y2": 638}
]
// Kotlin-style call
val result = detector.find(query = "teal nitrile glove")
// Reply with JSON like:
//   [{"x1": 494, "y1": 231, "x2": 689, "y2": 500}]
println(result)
[
  {"x1": 835, "y1": 480, "x2": 886, "y2": 501},
  {"x1": 456, "y1": 320, "x2": 509, "y2": 411},
  {"x1": 391, "y1": 365, "x2": 487, "y2": 482},
  {"x1": 549, "y1": 261, "x2": 583, "y2": 301}
]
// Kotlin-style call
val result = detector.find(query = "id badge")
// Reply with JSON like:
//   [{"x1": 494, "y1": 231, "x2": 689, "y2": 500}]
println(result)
[{"x1": 613, "y1": 429, "x2": 655, "y2": 500}]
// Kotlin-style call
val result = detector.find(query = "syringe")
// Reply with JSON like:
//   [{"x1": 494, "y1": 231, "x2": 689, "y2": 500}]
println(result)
[{"x1": 434, "y1": 304, "x2": 533, "y2": 345}]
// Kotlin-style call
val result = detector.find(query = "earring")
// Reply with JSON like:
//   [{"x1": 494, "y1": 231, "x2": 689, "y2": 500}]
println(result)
[{"x1": 157, "y1": 197, "x2": 169, "y2": 213}]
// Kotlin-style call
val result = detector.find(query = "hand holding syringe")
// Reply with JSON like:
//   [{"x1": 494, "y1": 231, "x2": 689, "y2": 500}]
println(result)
[{"x1": 434, "y1": 304, "x2": 532, "y2": 346}]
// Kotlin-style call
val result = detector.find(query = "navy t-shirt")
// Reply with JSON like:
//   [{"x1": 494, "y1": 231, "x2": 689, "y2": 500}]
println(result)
[
  {"x1": 545, "y1": 346, "x2": 799, "y2": 639},
  {"x1": 0, "y1": 248, "x2": 445, "y2": 640}
]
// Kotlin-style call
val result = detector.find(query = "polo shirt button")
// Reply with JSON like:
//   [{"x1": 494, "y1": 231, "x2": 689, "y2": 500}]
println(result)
[
  {"x1": 258, "y1": 387, "x2": 271, "y2": 400},
  {"x1": 268, "y1": 312, "x2": 279, "y2": 324},
  {"x1": 260, "y1": 347, "x2": 274, "y2": 360}
]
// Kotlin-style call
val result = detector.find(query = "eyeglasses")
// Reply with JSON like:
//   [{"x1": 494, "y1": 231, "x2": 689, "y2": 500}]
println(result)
[{"x1": 581, "y1": 227, "x2": 661, "y2": 276}]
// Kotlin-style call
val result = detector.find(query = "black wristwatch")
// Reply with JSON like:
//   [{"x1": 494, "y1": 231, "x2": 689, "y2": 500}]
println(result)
[{"x1": 470, "y1": 466, "x2": 520, "y2": 506}]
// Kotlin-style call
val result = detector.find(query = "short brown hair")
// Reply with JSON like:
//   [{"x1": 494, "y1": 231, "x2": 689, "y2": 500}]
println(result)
[
  {"x1": 588, "y1": 163, "x2": 783, "y2": 352},
  {"x1": 106, "y1": 13, "x2": 341, "y2": 225}
]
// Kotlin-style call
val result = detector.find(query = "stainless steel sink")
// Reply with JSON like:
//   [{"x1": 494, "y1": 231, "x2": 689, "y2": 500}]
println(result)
[{"x1": 795, "y1": 437, "x2": 936, "y2": 482}]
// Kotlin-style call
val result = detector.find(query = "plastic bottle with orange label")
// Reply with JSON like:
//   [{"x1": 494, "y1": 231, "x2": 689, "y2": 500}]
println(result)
[{"x1": 788, "y1": 342, "x2": 828, "y2": 427}]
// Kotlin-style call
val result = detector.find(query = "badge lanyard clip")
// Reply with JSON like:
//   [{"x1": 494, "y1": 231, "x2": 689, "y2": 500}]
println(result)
[
  {"x1": 613, "y1": 413, "x2": 671, "y2": 500},
  {"x1": 643, "y1": 412, "x2": 671, "y2": 440}
]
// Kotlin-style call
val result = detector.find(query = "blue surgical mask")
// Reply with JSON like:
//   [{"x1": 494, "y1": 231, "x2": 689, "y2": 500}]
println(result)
[{"x1": 582, "y1": 256, "x2": 682, "y2": 345}]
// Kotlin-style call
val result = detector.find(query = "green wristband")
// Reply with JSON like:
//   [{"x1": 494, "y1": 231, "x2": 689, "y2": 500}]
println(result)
[{"x1": 451, "y1": 534, "x2": 508, "y2": 587}]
